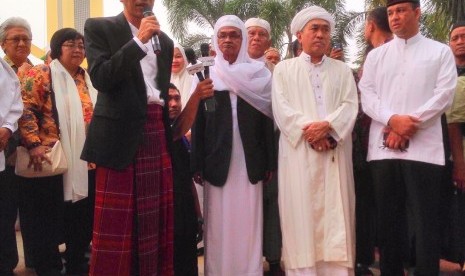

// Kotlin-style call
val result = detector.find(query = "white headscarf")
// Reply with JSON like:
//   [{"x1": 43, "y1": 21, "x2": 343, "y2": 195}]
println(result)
[
  {"x1": 290, "y1": 6, "x2": 336, "y2": 35},
  {"x1": 244, "y1": 18, "x2": 271, "y2": 35},
  {"x1": 170, "y1": 44, "x2": 194, "y2": 109},
  {"x1": 211, "y1": 15, "x2": 273, "y2": 118}
]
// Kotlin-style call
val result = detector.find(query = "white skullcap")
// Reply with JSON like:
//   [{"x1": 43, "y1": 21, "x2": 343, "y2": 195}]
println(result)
[
  {"x1": 290, "y1": 6, "x2": 335, "y2": 35},
  {"x1": 244, "y1": 18, "x2": 271, "y2": 34}
]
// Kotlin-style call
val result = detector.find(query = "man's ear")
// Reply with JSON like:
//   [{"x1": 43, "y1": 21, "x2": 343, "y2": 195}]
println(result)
[
  {"x1": 368, "y1": 21, "x2": 375, "y2": 33},
  {"x1": 296, "y1": 31, "x2": 302, "y2": 43}
]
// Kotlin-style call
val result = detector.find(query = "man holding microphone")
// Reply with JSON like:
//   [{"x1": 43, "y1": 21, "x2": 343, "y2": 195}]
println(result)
[{"x1": 82, "y1": 0, "x2": 175, "y2": 275}]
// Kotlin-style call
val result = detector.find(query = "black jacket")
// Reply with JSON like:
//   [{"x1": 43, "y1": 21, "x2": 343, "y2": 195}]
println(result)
[
  {"x1": 191, "y1": 91, "x2": 276, "y2": 186},
  {"x1": 81, "y1": 13, "x2": 174, "y2": 169}
]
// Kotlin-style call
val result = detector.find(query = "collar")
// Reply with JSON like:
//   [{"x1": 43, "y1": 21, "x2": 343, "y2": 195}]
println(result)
[
  {"x1": 74, "y1": 66, "x2": 86, "y2": 78},
  {"x1": 393, "y1": 32, "x2": 422, "y2": 45},
  {"x1": 3, "y1": 55, "x2": 33, "y2": 72},
  {"x1": 457, "y1": 66, "x2": 465, "y2": 77},
  {"x1": 300, "y1": 51, "x2": 326, "y2": 66}
]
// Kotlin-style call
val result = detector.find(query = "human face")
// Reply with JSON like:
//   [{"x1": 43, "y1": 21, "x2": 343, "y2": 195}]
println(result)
[
  {"x1": 387, "y1": 3, "x2": 420, "y2": 39},
  {"x1": 265, "y1": 50, "x2": 280, "y2": 65},
  {"x1": 171, "y1": 48, "x2": 185, "y2": 74},
  {"x1": 1, "y1": 27, "x2": 31, "y2": 67},
  {"x1": 217, "y1": 26, "x2": 242, "y2": 64},
  {"x1": 120, "y1": 0, "x2": 154, "y2": 23},
  {"x1": 247, "y1": 26, "x2": 270, "y2": 59},
  {"x1": 297, "y1": 19, "x2": 330, "y2": 63},
  {"x1": 450, "y1": 27, "x2": 465, "y2": 60},
  {"x1": 168, "y1": 88, "x2": 182, "y2": 120},
  {"x1": 59, "y1": 38, "x2": 85, "y2": 73}
]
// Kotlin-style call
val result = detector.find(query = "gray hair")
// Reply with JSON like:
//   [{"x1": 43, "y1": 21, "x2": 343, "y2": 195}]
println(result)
[{"x1": 0, "y1": 17, "x2": 32, "y2": 43}]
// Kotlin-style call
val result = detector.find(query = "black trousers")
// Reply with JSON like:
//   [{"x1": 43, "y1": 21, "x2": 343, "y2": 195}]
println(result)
[
  {"x1": 19, "y1": 174, "x2": 64, "y2": 275},
  {"x1": 63, "y1": 170, "x2": 95, "y2": 269},
  {"x1": 370, "y1": 159, "x2": 443, "y2": 276},
  {"x1": 263, "y1": 174, "x2": 282, "y2": 264},
  {"x1": 174, "y1": 190, "x2": 198, "y2": 276},
  {"x1": 354, "y1": 166, "x2": 375, "y2": 266},
  {"x1": 0, "y1": 166, "x2": 19, "y2": 274}
]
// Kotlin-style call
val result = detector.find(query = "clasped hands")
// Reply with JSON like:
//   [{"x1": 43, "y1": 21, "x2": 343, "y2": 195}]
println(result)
[
  {"x1": 383, "y1": 114, "x2": 420, "y2": 151},
  {"x1": 302, "y1": 121, "x2": 333, "y2": 152}
]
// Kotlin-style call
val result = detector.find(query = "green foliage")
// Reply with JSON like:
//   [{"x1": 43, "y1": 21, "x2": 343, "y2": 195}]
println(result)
[{"x1": 164, "y1": 0, "x2": 461, "y2": 65}]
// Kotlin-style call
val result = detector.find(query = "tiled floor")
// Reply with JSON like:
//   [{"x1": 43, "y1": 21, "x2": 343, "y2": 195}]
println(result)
[{"x1": 11, "y1": 231, "x2": 464, "y2": 276}]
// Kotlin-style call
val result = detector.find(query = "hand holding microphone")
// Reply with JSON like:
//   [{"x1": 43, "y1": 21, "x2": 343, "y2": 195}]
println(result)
[
  {"x1": 185, "y1": 48, "x2": 216, "y2": 112},
  {"x1": 142, "y1": 6, "x2": 161, "y2": 54}
]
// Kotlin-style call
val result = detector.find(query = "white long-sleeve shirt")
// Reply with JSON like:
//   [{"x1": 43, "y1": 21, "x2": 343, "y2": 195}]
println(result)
[
  {"x1": 0, "y1": 58, "x2": 22, "y2": 172},
  {"x1": 359, "y1": 33, "x2": 457, "y2": 165}
]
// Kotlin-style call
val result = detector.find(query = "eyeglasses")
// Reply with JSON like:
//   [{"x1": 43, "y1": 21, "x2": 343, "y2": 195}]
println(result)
[
  {"x1": 5, "y1": 37, "x2": 32, "y2": 44},
  {"x1": 217, "y1": 32, "x2": 242, "y2": 41},
  {"x1": 62, "y1": 43, "x2": 85, "y2": 51}
]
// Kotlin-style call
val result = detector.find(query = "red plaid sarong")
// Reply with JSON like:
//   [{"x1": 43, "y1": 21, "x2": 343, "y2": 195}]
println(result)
[{"x1": 90, "y1": 104, "x2": 174, "y2": 276}]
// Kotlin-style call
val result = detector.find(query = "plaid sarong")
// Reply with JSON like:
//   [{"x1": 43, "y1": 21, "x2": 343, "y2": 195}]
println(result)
[{"x1": 90, "y1": 104, "x2": 174, "y2": 276}]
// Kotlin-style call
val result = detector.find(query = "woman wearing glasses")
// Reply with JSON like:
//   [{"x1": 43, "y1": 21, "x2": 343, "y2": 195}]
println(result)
[{"x1": 18, "y1": 28, "x2": 97, "y2": 276}]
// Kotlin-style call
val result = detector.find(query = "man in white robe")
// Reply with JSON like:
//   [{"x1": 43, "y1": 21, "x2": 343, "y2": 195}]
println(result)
[
  {"x1": 271, "y1": 6, "x2": 358, "y2": 275},
  {"x1": 245, "y1": 17, "x2": 283, "y2": 276},
  {"x1": 190, "y1": 15, "x2": 275, "y2": 276}
]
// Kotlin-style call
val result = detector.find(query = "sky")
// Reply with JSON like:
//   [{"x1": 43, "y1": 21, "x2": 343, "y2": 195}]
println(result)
[{"x1": 0, "y1": 0, "x2": 365, "y2": 66}]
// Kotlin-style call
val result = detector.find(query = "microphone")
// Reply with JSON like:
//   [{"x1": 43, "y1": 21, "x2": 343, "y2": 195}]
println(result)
[
  {"x1": 185, "y1": 48, "x2": 205, "y2": 81},
  {"x1": 199, "y1": 43, "x2": 216, "y2": 112},
  {"x1": 143, "y1": 6, "x2": 161, "y2": 54},
  {"x1": 185, "y1": 48, "x2": 216, "y2": 112},
  {"x1": 200, "y1": 43, "x2": 210, "y2": 78}
]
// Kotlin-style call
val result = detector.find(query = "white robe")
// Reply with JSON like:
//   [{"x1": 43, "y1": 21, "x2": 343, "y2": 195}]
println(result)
[
  {"x1": 271, "y1": 56, "x2": 358, "y2": 270},
  {"x1": 204, "y1": 93, "x2": 263, "y2": 276}
]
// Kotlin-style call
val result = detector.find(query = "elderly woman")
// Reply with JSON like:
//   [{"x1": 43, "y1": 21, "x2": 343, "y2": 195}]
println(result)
[
  {"x1": 190, "y1": 15, "x2": 276, "y2": 275},
  {"x1": 0, "y1": 16, "x2": 33, "y2": 273},
  {"x1": 18, "y1": 28, "x2": 97, "y2": 276}
]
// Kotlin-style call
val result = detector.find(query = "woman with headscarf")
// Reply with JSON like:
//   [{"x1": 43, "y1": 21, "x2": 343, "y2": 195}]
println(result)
[
  {"x1": 171, "y1": 44, "x2": 194, "y2": 110},
  {"x1": 190, "y1": 15, "x2": 276, "y2": 276},
  {"x1": 18, "y1": 28, "x2": 97, "y2": 276}
]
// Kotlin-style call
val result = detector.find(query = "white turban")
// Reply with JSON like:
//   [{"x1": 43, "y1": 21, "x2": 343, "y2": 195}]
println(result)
[
  {"x1": 244, "y1": 18, "x2": 271, "y2": 35},
  {"x1": 290, "y1": 6, "x2": 335, "y2": 35}
]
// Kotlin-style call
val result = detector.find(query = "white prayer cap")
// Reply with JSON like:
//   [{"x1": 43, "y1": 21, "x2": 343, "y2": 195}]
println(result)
[
  {"x1": 214, "y1": 15, "x2": 244, "y2": 35},
  {"x1": 244, "y1": 18, "x2": 271, "y2": 34},
  {"x1": 290, "y1": 6, "x2": 335, "y2": 35}
]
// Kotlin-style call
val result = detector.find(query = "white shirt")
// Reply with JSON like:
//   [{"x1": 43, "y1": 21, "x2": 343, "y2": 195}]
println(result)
[
  {"x1": 0, "y1": 58, "x2": 22, "y2": 171},
  {"x1": 359, "y1": 33, "x2": 457, "y2": 165},
  {"x1": 128, "y1": 22, "x2": 163, "y2": 105},
  {"x1": 301, "y1": 52, "x2": 327, "y2": 118}
]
